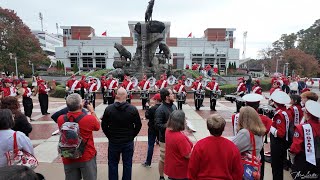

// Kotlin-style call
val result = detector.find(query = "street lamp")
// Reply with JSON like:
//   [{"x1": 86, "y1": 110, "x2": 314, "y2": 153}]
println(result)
[
  {"x1": 285, "y1": 62, "x2": 289, "y2": 76},
  {"x1": 276, "y1": 55, "x2": 283, "y2": 74},
  {"x1": 9, "y1": 53, "x2": 18, "y2": 76}
]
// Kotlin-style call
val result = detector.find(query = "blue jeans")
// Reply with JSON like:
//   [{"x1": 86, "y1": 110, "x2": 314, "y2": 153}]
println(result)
[
  {"x1": 246, "y1": 84, "x2": 251, "y2": 93},
  {"x1": 145, "y1": 130, "x2": 157, "y2": 165},
  {"x1": 108, "y1": 141, "x2": 134, "y2": 180}
]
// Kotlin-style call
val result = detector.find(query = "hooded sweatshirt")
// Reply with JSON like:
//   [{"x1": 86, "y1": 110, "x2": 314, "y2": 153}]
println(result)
[{"x1": 101, "y1": 101, "x2": 142, "y2": 144}]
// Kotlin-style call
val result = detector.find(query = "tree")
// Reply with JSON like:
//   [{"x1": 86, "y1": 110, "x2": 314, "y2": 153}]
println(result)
[
  {"x1": 0, "y1": 7, "x2": 48, "y2": 75},
  {"x1": 232, "y1": 62, "x2": 236, "y2": 69},
  {"x1": 272, "y1": 33, "x2": 297, "y2": 53},
  {"x1": 297, "y1": 19, "x2": 320, "y2": 60},
  {"x1": 228, "y1": 62, "x2": 232, "y2": 70},
  {"x1": 72, "y1": 63, "x2": 79, "y2": 73}
]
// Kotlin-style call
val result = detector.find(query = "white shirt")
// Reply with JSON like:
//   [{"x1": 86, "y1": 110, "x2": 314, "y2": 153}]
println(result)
[{"x1": 0, "y1": 129, "x2": 34, "y2": 167}]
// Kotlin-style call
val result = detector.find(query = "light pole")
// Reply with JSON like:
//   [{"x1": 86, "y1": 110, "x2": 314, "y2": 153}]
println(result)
[
  {"x1": 9, "y1": 53, "x2": 18, "y2": 76},
  {"x1": 285, "y1": 62, "x2": 289, "y2": 76},
  {"x1": 276, "y1": 55, "x2": 283, "y2": 74}
]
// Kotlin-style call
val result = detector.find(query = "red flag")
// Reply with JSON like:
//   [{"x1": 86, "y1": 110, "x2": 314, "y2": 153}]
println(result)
[
  {"x1": 102, "y1": 31, "x2": 107, "y2": 36},
  {"x1": 187, "y1": 32, "x2": 192, "y2": 38},
  {"x1": 77, "y1": 32, "x2": 80, "y2": 40}
]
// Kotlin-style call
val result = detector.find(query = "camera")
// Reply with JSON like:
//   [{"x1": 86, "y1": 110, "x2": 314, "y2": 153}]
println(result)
[{"x1": 84, "y1": 93, "x2": 92, "y2": 108}]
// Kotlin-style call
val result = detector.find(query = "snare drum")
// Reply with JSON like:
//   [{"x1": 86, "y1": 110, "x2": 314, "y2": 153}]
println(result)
[
  {"x1": 235, "y1": 97, "x2": 246, "y2": 107},
  {"x1": 127, "y1": 91, "x2": 131, "y2": 100},
  {"x1": 225, "y1": 94, "x2": 237, "y2": 103},
  {"x1": 105, "y1": 89, "x2": 113, "y2": 98},
  {"x1": 258, "y1": 105, "x2": 275, "y2": 118},
  {"x1": 195, "y1": 90, "x2": 205, "y2": 100},
  {"x1": 140, "y1": 91, "x2": 149, "y2": 99},
  {"x1": 177, "y1": 93, "x2": 186, "y2": 102}
]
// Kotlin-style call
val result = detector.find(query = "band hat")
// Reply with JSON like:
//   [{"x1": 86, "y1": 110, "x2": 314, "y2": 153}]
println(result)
[
  {"x1": 22, "y1": 81, "x2": 28, "y2": 85},
  {"x1": 152, "y1": 93, "x2": 161, "y2": 101},
  {"x1": 305, "y1": 100, "x2": 320, "y2": 118},
  {"x1": 242, "y1": 93, "x2": 264, "y2": 102},
  {"x1": 211, "y1": 77, "x2": 216, "y2": 80},
  {"x1": 270, "y1": 90, "x2": 290, "y2": 104},
  {"x1": 237, "y1": 77, "x2": 244, "y2": 81},
  {"x1": 4, "y1": 78, "x2": 12, "y2": 83}
]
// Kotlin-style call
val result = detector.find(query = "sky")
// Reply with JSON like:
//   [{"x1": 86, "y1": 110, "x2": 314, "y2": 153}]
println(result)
[{"x1": 2, "y1": 0, "x2": 320, "y2": 59}]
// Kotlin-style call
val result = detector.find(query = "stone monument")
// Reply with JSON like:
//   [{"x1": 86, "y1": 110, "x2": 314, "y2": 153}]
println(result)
[{"x1": 112, "y1": 0, "x2": 172, "y2": 79}]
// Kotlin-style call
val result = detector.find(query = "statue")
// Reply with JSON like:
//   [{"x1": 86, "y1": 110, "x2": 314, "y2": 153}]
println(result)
[
  {"x1": 145, "y1": 0, "x2": 155, "y2": 22},
  {"x1": 159, "y1": 42, "x2": 171, "y2": 63},
  {"x1": 114, "y1": 43, "x2": 132, "y2": 61}
]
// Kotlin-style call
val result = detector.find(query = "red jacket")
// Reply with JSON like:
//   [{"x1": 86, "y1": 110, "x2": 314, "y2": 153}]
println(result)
[
  {"x1": 87, "y1": 82, "x2": 98, "y2": 92},
  {"x1": 236, "y1": 82, "x2": 246, "y2": 93},
  {"x1": 138, "y1": 80, "x2": 150, "y2": 90},
  {"x1": 173, "y1": 84, "x2": 186, "y2": 93},
  {"x1": 272, "y1": 106, "x2": 292, "y2": 139},
  {"x1": 105, "y1": 79, "x2": 118, "y2": 89},
  {"x1": 38, "y1": 84, "x2": 49, "y2": 94},
  {"x1": 191, "y1": 81, "x2": 202, "y2": 91},
  {"x1": 66, "y1": 79, "x2": 81, "y2": 90},
  {"x1": 252, "y1": 85, "x2": 262, "y2": 95},
  {"x1": 206, "y1": 81, "x2": 219, "y2": 91},
  {"x1": 287, "y1": 105, "x2": 303, "y2": 125},
  {"x1": 155, "y1": 80, "x2": 168, "y2": 89}
]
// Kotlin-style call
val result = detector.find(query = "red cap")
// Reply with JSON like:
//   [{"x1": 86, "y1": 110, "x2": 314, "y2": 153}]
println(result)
[
  {"x1": 38, "y1": 79, "x2": 45, "y2": 83},
  {"x1": 22, "y1": 81, "x2": 28, "y2": 85},
  {"x1": 160, "y1": 74, "x2": 164, "y2": 78},
  {"x1": 182, "y1": 75, "x2": 186, "y2": 79},
  {"x1": 4, "y1": 78, "x2": 12, "y2": 83},
  {"x1": 178, "y1": 80, "x2": 182, "y2": 84},
  {"x1": 274, "y1": 81, "x2": 280, "y2": 86},
  {"x1": 152, "y1": 93, "x2": 161, "y2": 101},
  {"x1": 238, "y1": 77, "x2": 244, "y2": 81},
  {"x1": 101, "y1": 76, "x2": 106, "y2": 79},
  {"x1": 199, "y1": 76, "x2": 203, "y2": 80},
  {"x1": 211, "y1": 77, "x2": 216, "y2": 80},
  {"x1": 301, "y1": 88, "x2": 310, "y2": 93},
  {"x1": 81, "y1": 75, "x2": 86, "y2": 80},
  {"x1": 255, "y1": 79, "x2": 260, "y2": 85}
]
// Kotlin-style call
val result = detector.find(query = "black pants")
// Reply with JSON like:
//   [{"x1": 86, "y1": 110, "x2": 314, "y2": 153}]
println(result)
[
  {"x1": 80, "y1": 87, "x2": 85, "y2": 99},
  {"x1": 90, "y1": 92, "x2": 96, "y2": 109},
  {"x1": 102, "y1": 88, "x2": 106, "y2": 104},
  {"x1": 260, "y1": 147, "x2": 265, "y2": 180},
  {"x1": 270, "y1": 134, "x2": 287, "y2": 180},
  {"x1": 282, "y1": 85, "x2": 290, "y2": 94},
  {"x1": 38, "y1": 94, "x2": 48, "y2": 115},
  {"x1": 126, "y1": 98, "x2": 131, "y2": 104},
  {"x1": 23, "y1": 97, "x2": 33, "y2": 118},
  {"x1": 210, "y1": 93, "x2": 217, "y2": 110},
  {"x1": 107, "y1": 97, "x2": 115, "y2": 105}
]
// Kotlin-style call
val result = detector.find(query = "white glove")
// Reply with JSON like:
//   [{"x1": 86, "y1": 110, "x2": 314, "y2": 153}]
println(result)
[
  {"x1": 270, "y1": 126, "x2": 277, "y2": 137},
  {"x1": 27, "y1": 92, "x2": 32, "y2": 97},
  {"x1": 45, "y1": 88, "x2": 50, "y2": 92},
  {"x1": 288, "y1": 150, "x2": 296, "y2": 164}
]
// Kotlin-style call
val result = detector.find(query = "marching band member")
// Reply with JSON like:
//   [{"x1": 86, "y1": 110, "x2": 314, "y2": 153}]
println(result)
[
  {"x1": 105, "y1": 74, "x2": 118, "y2": 105},
  {"x1": 66, "y1": 74, "x2": 81, "y2": 95},
  {"x1": 100, "y1": 76, "x2": 107, "y2": 104},
  {"x1": 1, "y1": 78, "x2": 17, "y2": 98},
  {"x1": 240, "y1": 93, "x2": 272, "y2": 179},
  {"x1": 155, "y1": 74, "x2": 168, "y2": 91},
  {"x1": 181, "y1": 75, "x2": 186, "y2": 85},
  {"x1": 191, "y1": 63, "x2": 199, "y2": 71},
  {"x1": 122, "y1": 75, "x2": 134, "y2": 104},
  {"x1": 270, "y1": 80, "x2": 282, "y2": 95},
  {"x1": 138, "y1": 75, "x2": 151, "y2": 110},
  {"x1": 21, "y1": 81, "x2": 34, "y2": 121},
  {"x1": 289, "y1": 100, "x2": 320, "y2": 180},
  {"x1": 173, "y1": 80, "x2": 187, "y2": 110},
  {"x1": 235, "y1": 77, "x2": 246, "y2": 97},
  {"x1": 288, "y1": 95, "x2": 303, "y2": 125},
  {"x1": 79, "y1": 75, "x2": 87, "y2": 99},
  {"x1": 300, "y1": 91, "x2": 318, "y2": 124},
  {"x1": 38, "y1": 79, "x2": 51, "y2": 115},
  {"x1": 87, "y1": 78, "x2": 98, "y2": 108},
  {"x1": 269, "y1": 90, "x2": 292, "y2": 180},
  {"x1": 206, "y1": 77, "x2": 220, "y2": 111},
  {"x1": 191, "y1": 76, "x2": 203, "y2": 108},
  {"x1": 252, "y1": 79, "x2": 262, "y2": 95}
]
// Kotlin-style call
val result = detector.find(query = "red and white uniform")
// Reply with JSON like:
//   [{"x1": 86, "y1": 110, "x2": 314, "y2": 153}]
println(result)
[
  {"x1": 269, "y1": 87, "x2": 281, "y2": 95},
  {"x1": 106, "y1": 78, "x2": 118, "y2": 90},
  {"x1": 22, "y1": 87, "x2": 32, "y2": 97},
  {"x1": 2, "y1": 87, "x2": 16, "y2": 97},
  {"x1": 271, "y1": 106, "x2": 292, "y2": 140},
  {"x1": 206, "y1": 81, "x2": 219, "y2": 92},
  {"x1": 191, "y1": 81, "x2": 202, "y2": 91},
  {"x1": 252, "y1": 85, "x2": 262, "y2": 95},
  {"x1": 259, "y1": 114, "x2": 272, "y2": 134},
  {"x1": 138, "y1": 79, "x2": 150, "y2": 91},
  {"x1": 236, "y1": 82, "x2": 246, "y2": 94},
  {"x1": 66, "y1": 79, "x2": 81, "y2": 91},
  {"x1": 87, "y1": 82, "x2": 98, "y2": 93},
  {"x1": 155, "y1": 79, "x2": 168, "y2": 90},
  {"x1": 122, "y1": 79, "x2": 134, "y2": 99},
  {"x1": 38, "y1": 83, "x2": 50, "y2": 94},
  {"x1": 205, "y1": 64, "x2": 211, "y2": 72},
  {"x1": 192, "y1": 63, "x2": 200, "y2": 71},
  {"x1": 231, "y1": 113, "x2": 240, "y2": 135},
  {"x1": 288, "y1": 105, "x2": 303, "y2": 125},
  {"x1": 173, "y1": 84, "x2": 186, "y2": 94},
  {"x1": 79, "y1": 76, "x2": 88, "y2": 90}
]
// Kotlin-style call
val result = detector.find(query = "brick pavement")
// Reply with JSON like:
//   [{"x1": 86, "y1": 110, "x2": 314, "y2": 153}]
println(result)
[{"x1": 21, "y1": 92, "x2": 292, "y2": 179}]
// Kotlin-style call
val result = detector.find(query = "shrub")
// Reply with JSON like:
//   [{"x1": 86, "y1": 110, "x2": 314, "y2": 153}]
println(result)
[{"x1": 49, "y1": 85, "x2": 65, "y2": 98}]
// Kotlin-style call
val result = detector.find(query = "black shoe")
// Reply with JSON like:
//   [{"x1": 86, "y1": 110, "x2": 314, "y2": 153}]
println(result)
[
  {"x1": 45, "y1": 112, "x2": 50, "y2": 115},
  {"x1": 30, "y1": 119, "x2": 36, "y2": 121},
  {"x1": 159, "y1": 176, "x2": 165, "y2": 180}
]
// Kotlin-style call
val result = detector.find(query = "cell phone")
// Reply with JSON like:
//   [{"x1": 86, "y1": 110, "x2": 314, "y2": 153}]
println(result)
[{"x1": 84, "y1": 100, "x2": 90, "y2": 108}]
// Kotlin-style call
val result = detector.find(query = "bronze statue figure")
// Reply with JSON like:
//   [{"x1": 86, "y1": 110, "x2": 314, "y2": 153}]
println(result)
[
  {"x1": 159, "y1": 42, "x2": 171, "y2": 63},
  {"x1": 114, "y1": 43, "x2": 132, "y2": 61},
  {"x1": 145, "y1": 0, "x2": 155, "y2": 22}
]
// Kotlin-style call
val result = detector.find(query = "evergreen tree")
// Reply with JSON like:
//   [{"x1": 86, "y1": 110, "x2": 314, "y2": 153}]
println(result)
[{"x1": 72, "y1": 63, "x2": 79, "y2": 73}]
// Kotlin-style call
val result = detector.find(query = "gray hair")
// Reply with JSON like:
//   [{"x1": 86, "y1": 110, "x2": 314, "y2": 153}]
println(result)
[
  {"x1": 66, "y1": 94, "x2": 82, "y2": 111},
  {"x1": 166, "y1": 110, "x2": 186, "y2": 131}
]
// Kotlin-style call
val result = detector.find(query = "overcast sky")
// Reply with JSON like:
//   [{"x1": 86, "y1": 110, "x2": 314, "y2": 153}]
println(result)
[{"x1": 2, "y1": 0, "x2": 320, "y2": 59}]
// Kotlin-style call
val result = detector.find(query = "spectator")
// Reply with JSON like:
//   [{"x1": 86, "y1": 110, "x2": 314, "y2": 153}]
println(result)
[
  {"x1": 57, "y1": 94, "x2": 100, "y2": 180},
  {"x1": 0, "y1": 96, "x2": 32, "y2": 137},
  {"x1": 101, "y1": 87, "x2": 142, "y2": 180},
  {"x1": 0, "y1": 109, "x2": 34, "y2": 168},
  {"x1": 188, "y1": 114, "x2": 243, "y2": 179},
  {"x1": 155, "y1": 88, "x2": 177, "y2": 180},
  {"x1": 142, "y1": 93, "x2": 162, "y2": 168},
  {"x1": 288, "y1": 95, "x2": 303, "y2": 125},
  {"x1": 232, "y1": 106, "x2": 266, "y2": 162},
  {"x1": 0, "y1": 165, "x2": 44, "y2": 180},
  {"x1": 164, "y1": 110, "x2": 193, "y2": 180},
  {"x1": 246, "y1": 75, "x2": 252, "y2": 93}
]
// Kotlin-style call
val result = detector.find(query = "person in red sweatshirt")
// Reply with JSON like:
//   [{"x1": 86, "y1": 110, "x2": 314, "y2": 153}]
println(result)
[
  {"x1": 269, "y1": 90, "x2": 292, "y2": 180},
  {"x1": 38, "y1": 79, "x2": 51, "y2": 115},
  {"x1": 289, "y1": 100, "x2": 320, "y2": 179},
  {"x1": 188, "y1": 114, "x2": 243, "y2": 180},
  {"x1": 155, "y1": 74, "x2": 168, "y2": 91},
  {"x1": 269, "y1": 80, "x2": 282, "y2": 95}
]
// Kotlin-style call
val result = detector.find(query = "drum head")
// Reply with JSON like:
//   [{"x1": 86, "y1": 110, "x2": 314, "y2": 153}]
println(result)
[
  {"x1": 184, "y1": 78, "x2": 194, "y2": 87},
  {"x1": 147, "y1": 77, "x2": 156, "y2": 87},
  {"x1": 167, "y1": 75, "x2": 177, "y2": 85},
  {"x1": 131, "y1": 76, "x2": 138, "y2": 87}
]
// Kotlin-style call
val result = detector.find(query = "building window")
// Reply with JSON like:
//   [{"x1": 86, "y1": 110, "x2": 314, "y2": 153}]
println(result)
[
  {"x1": 82, "y1": 57, "x2": 93, "y2": 68},
  {"x1": 192, "y1": 58, "x2": 202, "y2": 65},
  {"x1": 205, "y1": 58, "x2": 215, "y2": 66},
  {"x1": 70, "y1": 57, "x2": 77, "y2": 67},
  {"x1": 96, "y1": 57, "x2": 106, "y2": 69}
]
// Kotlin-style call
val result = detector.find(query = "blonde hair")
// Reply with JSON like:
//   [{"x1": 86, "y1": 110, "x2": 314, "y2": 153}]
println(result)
[
  {"x1": 207, "y1": 114, "x2": 226, "y2": 136},
  {"x1": 237, "y1": 106, "x2": 266, "y2": 136}
]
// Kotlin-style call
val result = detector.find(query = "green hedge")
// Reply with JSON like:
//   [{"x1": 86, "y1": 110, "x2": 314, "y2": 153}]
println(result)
[
  {"x1": 185, "y1": 69, "x2": 201, "y2": 79},
  {"x1": 218, "y1": 80, "x2": 271, "y2": 96},
  {"x1": 50, "y1": 85, "x2": 66, "y2": 98}
]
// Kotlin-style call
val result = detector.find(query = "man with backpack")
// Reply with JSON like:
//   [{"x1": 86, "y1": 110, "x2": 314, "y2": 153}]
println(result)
[
  {"x1": 57, "y1": 93, "x2": 100, "y2": 180},
  {"x1": 101, "y1": 87, "x2": 142, "y2": 180}
]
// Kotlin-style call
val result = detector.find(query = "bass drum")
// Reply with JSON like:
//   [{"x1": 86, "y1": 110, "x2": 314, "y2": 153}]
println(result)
[
  {"x1": 85, "y1": 77, "x2": 101, "y2": 90},
  {"x1": 147, "y1": 76, "x2": 156, "y2": 87},
  {"x1": 131, "y1": 76, "x2": 139, "y2": 87},
  {"x1": 167, "y1": 75, "x2": 177, "y2": 85},
  {"x1": 184, "y1": 78, "x2": 194, "y2": 87}
]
